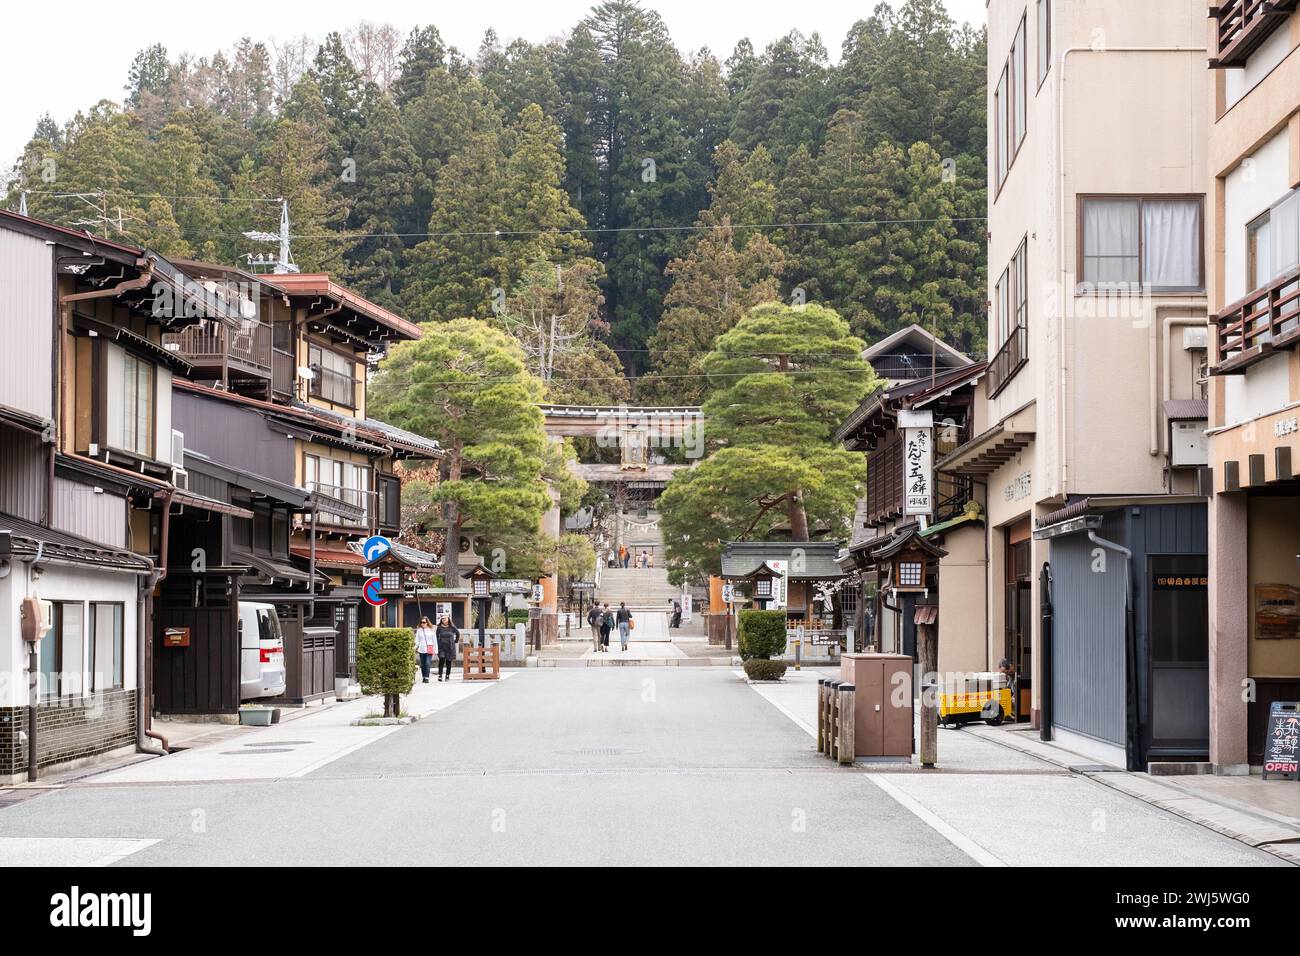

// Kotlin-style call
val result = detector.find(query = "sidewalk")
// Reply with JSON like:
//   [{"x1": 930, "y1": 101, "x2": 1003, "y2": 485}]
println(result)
[
  {"x1": 31, "y1": 674, "x2": 511, "y2": 786},
  {"x1": 969, "y1": 722, "x2": 1300, "y2": 865}
]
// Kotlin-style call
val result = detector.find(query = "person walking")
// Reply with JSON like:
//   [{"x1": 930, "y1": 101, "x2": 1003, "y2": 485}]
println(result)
[
  {"x1": 599, "y1": 603, "x2": 613, "y2": 652},
  {"x1": 415, "y1": 616, "x2": 437, "y2": 683},
  {"x1": 619, "y1": 544, "x2": 630, "y2": 568},
  {"x1": 587, "y1": 603, "x2": 603, "y2": 652},
  {"x1": 616, "y1": 602, "x2": 633, "y2": 651},
  {"x1": 671, "y1": 599, "x2": 682, "y2": 629},
  {"x1": 435, "y1": 614, "x2": 460, "y2": 682}
]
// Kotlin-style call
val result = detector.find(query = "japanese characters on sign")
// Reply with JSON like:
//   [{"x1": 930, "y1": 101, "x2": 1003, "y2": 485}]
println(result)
[{"x1": 899, "y1": 409, "x2": 934, "y2": 517}]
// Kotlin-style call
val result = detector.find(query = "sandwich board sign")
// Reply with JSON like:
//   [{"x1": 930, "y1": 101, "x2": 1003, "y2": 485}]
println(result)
[{"x1": 1262, "y1": 701, "x2": 1300, "y2": 781}]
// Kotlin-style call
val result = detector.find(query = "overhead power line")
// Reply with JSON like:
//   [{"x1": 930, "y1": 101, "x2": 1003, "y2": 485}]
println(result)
[{"x1": 291, "y1": 216, "x2": 989, "y2": 242}]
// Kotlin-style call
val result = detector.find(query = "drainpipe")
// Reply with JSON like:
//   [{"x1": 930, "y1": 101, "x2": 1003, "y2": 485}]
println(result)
[
  {"x1": 1088, "y1": 529, "x2": 1137, "y2": 769},
  {"x1": 1149, "y1": 314, "x2": 1208, "y2": 457},
  {"x1": 1057, "y1": 44, "x2": 1206, "y2": 496},
  {"x1": 22, "y1": 543, "x2": 44, "y2": 782},
  {"x1": 138, "y1": 487, "x2": 175, "y2": 757},
  {"x1": 307, "y1": 505, "x2": 318, "y2": 619}
]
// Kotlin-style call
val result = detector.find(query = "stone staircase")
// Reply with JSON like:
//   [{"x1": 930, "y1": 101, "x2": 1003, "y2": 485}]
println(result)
[{"x1": 595, "y1": 566, "x2": 682, "y2": 610}]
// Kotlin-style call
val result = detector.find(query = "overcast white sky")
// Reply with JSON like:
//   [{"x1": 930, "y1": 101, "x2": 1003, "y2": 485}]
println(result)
[{"x1": 0, "y1": 0, "x2": 986, "y2": 169}]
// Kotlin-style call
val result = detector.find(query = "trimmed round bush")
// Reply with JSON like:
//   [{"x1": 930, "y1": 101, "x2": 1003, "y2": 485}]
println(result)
[
  {"x1": 358, "y1": 627, "x2": 416, "y2": 717},
  {"x1": 743, "y1": 659, "x2": 788, "y2": 682},
  {"x1": 738, "y1": 609, "x2": 787, "y2": 660}
]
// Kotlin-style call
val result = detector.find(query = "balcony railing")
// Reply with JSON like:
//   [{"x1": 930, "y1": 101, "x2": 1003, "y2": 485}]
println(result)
[
  {"x1": 272, "y1": 348, "x2": 295, "y2": 399},
  {"x1": 308, "y1": 482, "x2": 375, "y2": 529},
  {"x1": 162, "y1": 320, "x2": 272, "y2": 378},
  {"x1": 871, "y1": 354, "x2": 949, "y2": 381},
  {"x1": 1210, "y1": 0, "x2": 1298, "y2": 69},
  {"x1": 1210, "y1": 266, "x2": 1300, "y2": 374},
  {"x1": 986, "y1": 323, "x2": 1027, "y2": 398}
]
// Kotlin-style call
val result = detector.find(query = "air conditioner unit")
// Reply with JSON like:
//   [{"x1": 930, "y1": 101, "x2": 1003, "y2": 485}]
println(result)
[{"x1": 1183, "y1": 327, "x2": 1208, "y2": 351}]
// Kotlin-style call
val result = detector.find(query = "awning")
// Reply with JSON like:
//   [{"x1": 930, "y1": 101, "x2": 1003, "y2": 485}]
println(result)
[
  {"x1": 719, "y1": 541, "x2": 847, "y2": 580},
  {"x1": 172, "y1": 489, "x2": 254, "y2": 519},
  {"x1": 0, "y1": 511, "x2": 152, "y2": 573},
  {"x1": 232, "y1": 550, "x2": 311, "y2": 585},
  {"x1": 937, "y1": 402, "x2": 1036, "y2": 477},
  {"x1": 292, "y1": 545, "x2": 367, "y2": 570},
  {"x1": 1163, "y1": 398, "x2": 1208, "y2": 422},
  {"x1": 186, "y1": 455, "x2": 309, "y2": 509}
]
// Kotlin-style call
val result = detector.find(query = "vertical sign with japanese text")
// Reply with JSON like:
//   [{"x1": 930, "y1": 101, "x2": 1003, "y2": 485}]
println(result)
[{"x1": 899, "y1": 409, "x2": 934, "y2": 517}]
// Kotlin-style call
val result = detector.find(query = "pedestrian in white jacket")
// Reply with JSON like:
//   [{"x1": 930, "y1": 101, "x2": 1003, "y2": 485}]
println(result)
[{"x1": 415, "y1": 617, "x2": 437, "y2": 684}]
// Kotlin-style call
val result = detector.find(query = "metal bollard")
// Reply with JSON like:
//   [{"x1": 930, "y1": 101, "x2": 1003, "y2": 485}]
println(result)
[
  {"x1": 816, "y1": 678, "x2": 827, "y2": 753},
  {"x1": 837, "y1": 683, "x2": 856, "y2": 765}
]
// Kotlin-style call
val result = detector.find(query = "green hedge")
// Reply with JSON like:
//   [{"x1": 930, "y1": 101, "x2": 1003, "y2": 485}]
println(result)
[
  {"x1": 506, "y1": 609, "x2": 530, "y2": 627},
  {"x1": 738, "y1": 609, "x2": 787, "y2": 661},
  {"x1": 743, "y1": 659, "x2": 788, "y2": 682},
  {"x1": 358, "y1": 627, "x2": 416, "y2": 717}
]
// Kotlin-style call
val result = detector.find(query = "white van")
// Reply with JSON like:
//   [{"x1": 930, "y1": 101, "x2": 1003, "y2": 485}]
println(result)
[{"x1": 239, "y1": 602, "x2": 286, "y2": 701}]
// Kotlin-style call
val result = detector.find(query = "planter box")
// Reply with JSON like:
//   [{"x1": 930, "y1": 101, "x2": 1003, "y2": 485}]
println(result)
[{"x1": 239, "y1": 708, "x2": 275, "y2": 727}]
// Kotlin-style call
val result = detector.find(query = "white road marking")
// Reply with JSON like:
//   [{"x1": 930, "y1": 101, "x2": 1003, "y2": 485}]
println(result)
[
  {"x1": 0, "y1": 837, "x2": 159, "y2": 867},
  {"x1": 740, "y1": 669, "x2": 1007, "y2": 867},
  {"x1": 863, "y1": 774, "x2": 1007, "y2": 867},
  {"x1": 737, "y1": 670, "x2": 818, "y2": 737}
]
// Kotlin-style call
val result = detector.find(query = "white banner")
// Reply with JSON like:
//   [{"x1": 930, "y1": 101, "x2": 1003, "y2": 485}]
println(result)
[{"x1": 903, "y1": 425, "x2": 934, "y2": 517}]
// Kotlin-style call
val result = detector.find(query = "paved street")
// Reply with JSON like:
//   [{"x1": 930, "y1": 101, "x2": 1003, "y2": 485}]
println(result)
[{"x1": 0, "y1": 669, "x2": 1283, "y2": 867}]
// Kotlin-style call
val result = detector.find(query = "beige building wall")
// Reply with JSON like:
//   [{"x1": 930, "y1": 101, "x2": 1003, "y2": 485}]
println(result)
[
  {"x1": 1205, "y1": 10, "x2": 1300, "y2": 771},
  {"x1": 937, "y1": 525, "x2": 989, "y2": 676},
  {"x1": 986, "y1": 0, "x2": 1209, "y2": 723}
]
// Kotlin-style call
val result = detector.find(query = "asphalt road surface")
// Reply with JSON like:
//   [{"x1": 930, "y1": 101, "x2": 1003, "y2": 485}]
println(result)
[{"x1": 0, "y1": 669, "x2": 1282, "y2": 867}]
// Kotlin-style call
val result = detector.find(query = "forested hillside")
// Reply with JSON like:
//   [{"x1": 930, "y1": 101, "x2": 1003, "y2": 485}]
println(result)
[{"x1": 4, "y1": 0, "x2": 987, "y2": 398}]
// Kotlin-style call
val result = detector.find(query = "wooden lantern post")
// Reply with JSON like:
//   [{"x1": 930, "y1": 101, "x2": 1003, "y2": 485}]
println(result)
[{"x1": 464, "y1": 564, "x2": 496, "y2": 648}]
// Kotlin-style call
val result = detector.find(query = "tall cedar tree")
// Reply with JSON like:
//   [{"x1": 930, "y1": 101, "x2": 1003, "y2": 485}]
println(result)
[{"x1": 369, "y1": 319, "x2": 562, "y2": 584}]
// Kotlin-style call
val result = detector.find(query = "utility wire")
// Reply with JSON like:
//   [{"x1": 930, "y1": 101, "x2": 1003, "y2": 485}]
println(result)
[{"x1": 290, "y1": 216, "x2": 989, "y2": 241}]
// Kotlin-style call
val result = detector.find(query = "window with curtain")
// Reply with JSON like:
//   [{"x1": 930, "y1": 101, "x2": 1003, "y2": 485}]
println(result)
[
  {"x1": 1012, "y1": 17, "x2": 1027, "y2": 149},
  {"x1": 994, "y1": 16, "x2": 1028, "y2": 192},
  {"x1": 995, "y1": 68, "x2": 1008, "y2": 187},
  {"x1": 1080, "y1": 197, "x2": 1203, "y2": 292},
  {"x1": 1037, "y1": 0, "x2": 1052, "y2": 86},
  {"x1": 119, "y1": 352, "x2": 154, "y2": 456},
  {"x1": 995, "y1": 268, "x2": 1009, "y2": 350},
  {"x1": 1269, "y1": 189, "x2": 1300, "y2": 280},
  {"x1": 41, "y1": 602, "x2": 85, "y2": 699},
  {"x1": 1014, "y1": 238, "x2": 1028, "y2": 329},
  {"x1": 91, "y1": 603, "x2": 124, "y2": 691}
]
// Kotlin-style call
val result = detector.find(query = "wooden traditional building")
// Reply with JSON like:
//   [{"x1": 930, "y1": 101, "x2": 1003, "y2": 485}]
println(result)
[
  {"x1": 837, "y1": 350, "x2": 989, "y2": 674},
  {"x1": 0, "y1": 210, "x2": 242, "y2": 780}
]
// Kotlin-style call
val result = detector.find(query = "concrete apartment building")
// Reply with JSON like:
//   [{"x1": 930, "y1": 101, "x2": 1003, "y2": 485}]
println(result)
[
  {"x1": 942, "y1": 1, "x2": 1211, "y2": 768},
  {"x1": 1205, "y1": 2, "x2": 1300, "y2": 773}
]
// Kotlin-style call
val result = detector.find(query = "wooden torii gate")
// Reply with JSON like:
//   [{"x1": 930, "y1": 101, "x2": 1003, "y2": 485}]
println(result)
[{"x1": 534, "y1": 404, "x2": 703, "y2": 636}]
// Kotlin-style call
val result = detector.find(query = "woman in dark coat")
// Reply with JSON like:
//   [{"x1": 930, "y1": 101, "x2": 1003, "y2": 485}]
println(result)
[{"x1": 435, "y1": 614, "x2": 460, "y2": 682}]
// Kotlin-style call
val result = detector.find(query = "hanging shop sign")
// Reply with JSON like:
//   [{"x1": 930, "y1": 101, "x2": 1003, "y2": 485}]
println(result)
[
  {"x1": 899, "y1": 409, "x2": 934, "y2": 517},
  {"x1": 490, "y1": 578, "x2": 534, "y2": 594}
]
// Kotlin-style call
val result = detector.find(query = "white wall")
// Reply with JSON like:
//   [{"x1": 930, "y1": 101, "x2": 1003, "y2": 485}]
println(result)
[
  {"x1": 1223, "y1": 127, "x2": 1291, "y2": 304},
  {"x1": 0, "y1": 561, "x2": 139, "y2": 708}
]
